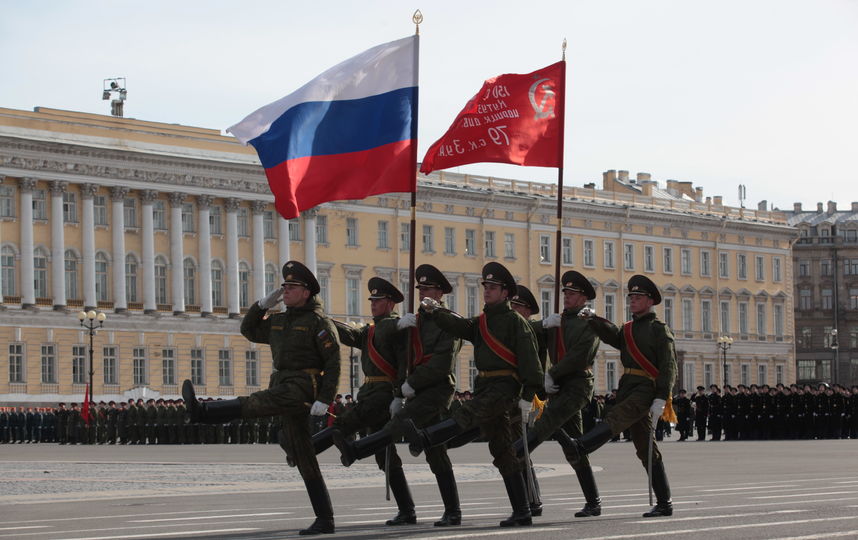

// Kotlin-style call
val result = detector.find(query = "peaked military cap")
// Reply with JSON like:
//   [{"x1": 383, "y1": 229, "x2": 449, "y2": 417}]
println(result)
[
  {"x1": 415, "y1": 264, "x2": 452, "y2": 294},
  {"x1": 367, "y1": 277, "x2": 404, "y2": 303},
  {"x1": 561, "y1": 270, "x2": 596, "y2": 300},
  {"x1": 281, "y1": 260, "x2": 320, "y2": 296},
  {"x1": 627, "y1": 274, "x2": 662, "y2": 305},
  {"x1": 481, "y1": 262, "x2": 516, "y2": 292},
  {"x1": 510, "y1": 284, "x2": 540, "y2": 315}
]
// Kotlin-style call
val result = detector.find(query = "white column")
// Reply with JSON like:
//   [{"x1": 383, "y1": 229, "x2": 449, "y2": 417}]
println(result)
[
  {"x1": 252, "y1": 201, "x2": 266, "y2": 299},
  {"x1": 141, "y1": 190, "x2": 157, "y2": 313},
  {"x1": 302, "y1": 208, "x2": 318, "y2": 276},
  {"x1": 111, "y1": 186, "x2": 129, "y2": 312},
  {"x1": 0, "y1": 176, "x2": 4, "y2": 304},
  {"x1": 49, "y1": 181, "x2": 67, "y2": 310},
  {"x1": 169, "y1": 192, "x2": 186, "y2": 315},
  {"x1": 278, "y1": 216, "x2": 291, "y2": 270},
  {"x1": 80, "y1": 183, "x2": 97, "y2": 310},
  {"x1": 198, "y1": 195, "x2": 213, "y2": 316},
  {"x1": 225, "y1": 198, "x2": 240, "y2": 318},
  {"x1": 19, "y1": 178, "x2": 36, "y2": 307}
]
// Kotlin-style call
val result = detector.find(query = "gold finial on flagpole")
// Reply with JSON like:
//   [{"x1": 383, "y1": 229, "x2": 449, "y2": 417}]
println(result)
[
  {"x1": 562, "y1": 38, "x2": 567, "y2": 61},
  {"x1": 413, "y1": 10, "x2": 423, "y2": 35}
]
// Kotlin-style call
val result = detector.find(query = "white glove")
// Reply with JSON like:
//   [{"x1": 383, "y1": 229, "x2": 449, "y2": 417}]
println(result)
[
  {"x1": 258, "y1": 287, "x2": 284, "y2": 309},
  {"x1": 389, "y1": 397, "x2": 404, "y2": 416},
  {"x1": 519, "y1": 399, "x2": 533, "y2": 418},
  {"x1": 544, "y1": 373, "x2": 559, "y2": 395},
  {"x1": 401, "y1": 381, "x2": 416, "y2": 398},
  {"x1": 397, "y1": 313, "x2": 418, "y2": 329},
  {"x1": 578, "y1": 306, "x2": 595, "y2": 319},
  {"x1": 650, "y1": 398, "x2": 666, "y2": 419},
  {"x1": 309, "y1": 401, "x2": 329, "y2": 416},
  {"x1": 420, "y1": 297, "x2": 440, "y2": 312},
  {"x1": 542, "y1": 313, "x2": 562, "y2": 329}
]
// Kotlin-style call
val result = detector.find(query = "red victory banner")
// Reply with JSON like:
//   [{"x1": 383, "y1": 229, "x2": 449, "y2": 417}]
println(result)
[{"x1": 420, "y1": 61, "x2": 564, "y2": 174}]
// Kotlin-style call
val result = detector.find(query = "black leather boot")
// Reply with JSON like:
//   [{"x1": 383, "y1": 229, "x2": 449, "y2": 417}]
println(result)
[
  {"x1": 557, "y1": 423, "x2": 614, "y2": 462},
  {"x1": 396, "y1": 417, "x2": 462, "y2": 457},
  {"x1": 525, "y1": 467, "x2": 543, "y2": 517},
  {"x1": 182, "y1": 381, "x2": 242, "y2": 424},
  {"x1": 280, "y1": 427, "x2": 336, "y2": 467},
  {"x1": 445, "y1": 427, "x2": 481, "y2": 449},
  {"x1": 334, "y1": 427, "x2": 391, "y2": 467},
  {"x1": 513, "y1": 428, "x2": 542, "y2": 458},
  {"x1": 299, "y1": 476, "x2": 335, "y2": 535},
  {"x1": 499, "y1": 473, "x2": 532, "y2": 527},
  {"x1": 573, "y1": 465, "x2": 602, "y2": 517},
  {"x1": 385, "y1": 467, "x2": 417, "y2": 525},
  {"x1": 642, "y1": 459, "x2": 673, "y2": 517},
  {"x1": 433, "y1": 468, "x2": 462, "y2": 526}
]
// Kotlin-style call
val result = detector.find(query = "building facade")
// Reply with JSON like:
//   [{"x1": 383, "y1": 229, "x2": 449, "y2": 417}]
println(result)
[
  {"x1": 0, "y1": 107, "x2": 797, "y2": 405},
  {"x1": 787, "y1": 201, "x2": 858, "y2": 387}
]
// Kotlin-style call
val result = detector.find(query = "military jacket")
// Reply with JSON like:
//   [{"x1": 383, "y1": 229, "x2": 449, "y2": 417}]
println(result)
[
  {"x1": 405, "y1": 305, "x2": 461, "y2": 392},
  {"x1": 673, "y1": 396, "x2": 692, "y2": 417},
  {"x1": 240, "y1": 297, "x2": 340, "y2": 404},
  {"x1": 692, "y1": 393, "x2": 709, "y2": 415},
  {"x1": 336, "y1": 312, "x2": 406, "y2": 396},
  {"x1": 428, "y1": 300, "x2": 543, "y2": 401},
  {"x1": 708, "y1": 393, "x2": 722, "y2": 416},
  {"x1": 588, "y1": 311, "x2": 677, "y2": 401},
  {"x1": 532, "y1": 306, "x2": 600, "y2": 383}
]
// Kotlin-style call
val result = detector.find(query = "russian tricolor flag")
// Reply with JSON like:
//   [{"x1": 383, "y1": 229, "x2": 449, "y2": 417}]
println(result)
[{"x1": 228, "y1": 36, "x2": 418, "y2": 219}]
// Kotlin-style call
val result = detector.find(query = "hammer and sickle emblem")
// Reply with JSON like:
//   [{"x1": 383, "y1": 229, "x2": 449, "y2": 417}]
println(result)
[{"x1": 529, "y1": 77, "x2": 555, "y2": 120}]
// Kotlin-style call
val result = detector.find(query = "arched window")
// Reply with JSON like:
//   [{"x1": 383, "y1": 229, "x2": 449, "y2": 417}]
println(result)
[
  {"x1": 154, "y1": 255, "x2": 168, "y2": 305},
  {"x1": 95, "y1": 252, "x2": 109, "y2": 302},
  {"x1": 183, "y1": 258, "x2": 196, "y2": 306},
  {"x1": 211, "y1": 260, "x2": 223, "y2": 307},
  {"x1": 65, "y1": 249, "x2": 79, "y2": 300},
  {"x1": 1, "y1": 245, "x2": 16, "y2": 296},
  {"x1": 264, "y1": 263, "x2": 276, "y2": 294},
  {"x1": 34, "y1": 247, "x2": 49, "y2": 298},
  {"x1": 239, "y1": 262, "x2": 250, "y2": 308},
  {"x1": 125, "y1": 254, "x2": 138, "y2": 303}
]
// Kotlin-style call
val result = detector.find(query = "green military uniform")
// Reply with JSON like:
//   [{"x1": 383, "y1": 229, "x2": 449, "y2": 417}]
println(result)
[{"x1": 145, "y1": 401, "x2": 158, "y2": 444}]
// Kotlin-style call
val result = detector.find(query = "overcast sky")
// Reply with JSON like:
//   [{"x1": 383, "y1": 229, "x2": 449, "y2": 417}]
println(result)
[{"x1": 2, "y1": 0, "x2": 856, "y2": 210}]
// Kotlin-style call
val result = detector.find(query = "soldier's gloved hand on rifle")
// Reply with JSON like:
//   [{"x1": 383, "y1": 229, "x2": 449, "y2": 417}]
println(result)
[
  {"x1": 519, "y1": 399, "x2": 533, "y2": 419},
  {"x1": 578, "y1": 306, "x2": 595, "y2": 319},
  {"x1": 258, "y1": 287, "x2": 284, "y2": 309},
  {"x1": 309, "y1": 401, "x2": 329, "y2": 416},
  {"x1": 389, "y1": 397, "x2": 404, "y2": 416},
  {"x1": 544, "y1": 372, "x2": 559, "y2": 395},
  {"x1": 542, "y1": 313, "x2": 562, "y2": 329},
  {"x1": 401, "y1": 381, "x2": 416, "y2": 399},
  {"x1": 420, "y1": 297, "x2": 440, "y2": 312},
  {"x1": 650, "y1": 398, "x2": 666, "y2": 419},
  {"x1": 397, "y1": 313, "x2": 417, "y2": 330}
]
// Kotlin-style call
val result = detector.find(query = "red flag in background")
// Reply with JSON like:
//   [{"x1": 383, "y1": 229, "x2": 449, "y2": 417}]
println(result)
[
  {"x1": 420, "y1": 61, "x2": 564, "y2": 174},
  {"x1": 81, "y1": 384, "x2": 91, "y2": 426}
]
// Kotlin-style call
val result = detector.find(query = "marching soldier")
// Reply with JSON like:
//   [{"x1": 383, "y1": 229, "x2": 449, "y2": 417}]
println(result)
[
  {"x1": 334, "y1": 264, "x2": 464, "y2": 527},
  {"x1": 562, "y1": 275, "x2": 677, "y2": 517},
  {"x1": 512, "y1": 272, "x2": 603, "y2": 518},
  {"x1": 182, "y1": 260, "x2": 341, "y2": 535},
  {"x1": 398, "y1": 262, "x2": 543, "y2": 527}
]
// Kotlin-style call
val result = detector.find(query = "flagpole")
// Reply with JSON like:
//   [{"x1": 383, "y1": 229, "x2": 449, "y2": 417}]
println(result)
[
  {"x1": 553, "y1": 40, "x2": 568, "y2": 313},
  {"x1": 408, "y1": 11, "x2": 422, "y2": 316}
]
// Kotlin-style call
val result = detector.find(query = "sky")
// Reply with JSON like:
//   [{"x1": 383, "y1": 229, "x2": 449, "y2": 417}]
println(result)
[{"x1": 1, "y1": 0, "x2": 856, "y2": 211}]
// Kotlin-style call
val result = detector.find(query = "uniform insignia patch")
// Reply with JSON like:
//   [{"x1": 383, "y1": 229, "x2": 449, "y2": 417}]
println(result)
[
  {"x1": 294, "y1": 326, "x2": 308, "y2": 331},
  {"x1": 271, "y1": 325, "x2": 283, "y2": 330}
]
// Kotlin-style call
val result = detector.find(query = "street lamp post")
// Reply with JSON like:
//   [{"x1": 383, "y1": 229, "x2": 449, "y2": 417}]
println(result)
[
  {"x1": 830, "y1": 328, "x2": 839, "y2": 385},
  {"x1": 717, "y1": 335, "x2": 734, "y2": 389},
  {"x1": 77, "y1": 310, "x2": 106, "y2": 402}
]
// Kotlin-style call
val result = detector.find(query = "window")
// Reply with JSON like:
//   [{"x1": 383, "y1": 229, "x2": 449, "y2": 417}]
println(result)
[
  {"x1": 720, "y1": 301, "x2": 730, "y2": 334},
  {"x1": 823, "y1": 326, "x2": 835, "y2": 348},
  {"x1": 704, "y1": 364, "x2": 713, "y2": 388},
  {"x1": 850, "y1": 288, "x2": 858, "y2": 310},
  {"x1": 821, "y1": 288, "x2": 833, "y2": 310},
  {"x1": 443, "y1": 227, "x2": 454, "y2": 254},
  {"x1": 153, "y1": 200, "x2": 167, "y2": 230},
  {"x1": 378, "y1": 221, "x2": 390, "y2": 249},
  {"x1": 422, "y1": 225, "x2": 434, "y2": 252},
  {"x1": 606, "y1": 361, "x2": 617, "y2": 392},
  {"x1": 41, "y1": 344, "x2": 56, "y2": 383},
  {"x1": 347, "y1": 217, "x2": 359, "y2": 246},
  {"x1": 624, "y1": 244, "x2": 634, "y2": 270},
  {"x1": 1, "y1": 246, "x2": 16, "y2": 296},
  {"x1": 682, "y1": 298, "x2": 693, "y2": 331},
  {"x1": 34, "y1": 247, "x2": 48, "y2": 298},
  {"x1": 821, "y1": 259, "x2": 832, "y2": 276},
  {"x1": 756, "y1": 303, "x2": 766, "y2": 337},
  {"x1": 446, "y1": 285, "x2": 457, "y2": 312},
  {"x1": 191, "y1": 348, "x2": 204, "y2": 385},
  {"x1": 316, "y1": 215, "x2": 328, "y2": 244},
  {"x1": 505, "y1": 233, "x2": 516, "y2": 259},
  {"x1": 95, "y1": 252, "x2": 109, "y2": 302},
  {"x1": 603, "y1": 241, "x2": 614, "y2": 269},
  {"x1": 540, "y1": 290, "x2": 551, "y2": 317},
  {"x1": 663, "y1": 298, "x2": 674, "y2": 328},
  {"x1": 288, "y1": 219, "x2": 301, "y2": 241},
  {"x1": 0, "y1": 185, "x2": 14, "y2": 217},
  {"x1": 125, "y1": 254, "x2": 138, "y2": 303},
  {"x1": 465, "y1": 229, "x2": 477, "y2": 256},
  {"x1": 757, "y1": 364, "x2": 767, "y2": 386},
  {"x1": 776, "y1": 364, "x2": 784, "y2": 386},
  {"x1": 246, "y1": 350, "x2": 259, "y2": 387},
  {"x1": 539, "y1": 235, "x2": 551, "y2": 263},
  {"x1": 133, "y1": 347, "x2": 147, "y2": 385},
  {"x1": 799, "y1": 327, "x2": 812, "y2": 349},
  {"x1": 605, "y1": 293, "x2": 615, "y2": 322},
  {"x1": 644, "y1": 246, "x2": 654, "y2": 272},
  {"x1": 319, "y1": 274, "x2": 330, "y2": 309},
  {"x1": 264, "y1": 264, "x2": 276, "y2": 295},
  {"x1": 846, "y1": 259, "x2": 858, "y2": 276},
  {"x1": 237, "y1": 208, "x2": 249, "y2": 237},
  {"x1": 239, "y1": 262, "x2": 250, "y2": 308},
  {"x1": 347, "y1": 278, "x2": 360, "y2": 315},
  {"x1": 72, "y1": 345, "x2": 87, "y2": 384},
  {"x1": 663, "y1": 247, "x2": 674, "y2": 274},
  {"x1": 681, "y1": 248, "x2": 692, "y2": 275},
  {"x1": 183, "y1": 258, "x2": 196, "y2": 306},
  {"x1": 103, "y1": 346, "x2": 117, "y2": 385},
  {"x1": 740, "y1": 364, "x2": 750, "y2": 386},
  {"x1": 755, "y1": 256, "x2": 765, "y2": 281},
  {"x1": 211, "y1": 261, "x2": 223, "y2": 307},
  {"x1": 182, "y1": 203, "x2": 194, "y2": 233},
  {"x1": 484, "y1": 231, "x2": 496, "y2": 258},
  {"x1": 724, "y1": 364, "x2": 732, "y2": 387},
  {"x1": 65, "y1": 250, "x2": 78, "y2": 299},
  {"x1": 701, "y1": 251, "x2": 711, "y2": 277},
  {"x1": 737, "y1": 254, "x2": 747, "y2": 279},
  {"x1": 63, "y1": 192, "x2": 77, "y2": 223},
  {"x1": 32, "y1": 189, "x2": 47, "y2": 220},
  {"x1": 584, "y1": 240, "x2": 594, "y2": 267},
  {"x1": 719, "y1": 252, "x2": 729, "y2": 278},
  {"x1": 162, "y1": 348, "x2": 176, "y2": 386},
  {"x1": 701, "y1": 300, "x2": 712, "y2": 333},
  {"x1": 798, "y1": 289, "x2": 812, "y2": 310},
  {"x1": 683, "y1": 362, "x2": 696, "y2": 394},
  {"x1": 93, "y1": 195, "x2": 108, "y2": 226},
  {"x1": 263, "y1": 211, "x2": 275, "y2": 239},
  {"x1": 772, "y1": 257, "x2": 782, "y2": 282},
  {"x1": 562, "y1": 237, "x2": 573, "y2": 265},
  {"x1": 8, "y1": 343, "x2": 24, "y2": 383},
  {"x1": 124, "y1": 198, "x2": 137, "y2": 228},
  {"x1": 739, "y1": 302, "x2": 749, "y2": 335},
  {"x1": 209, "y1": 206, "x2": 222, "y2": 235},
  {"x1": 774, "y1": 304, "x2": 784, "y2": 337},
  {"x1": 466, "y1": 285, "x2": 478, "y2": 318},
  {"x1": 218, "y1": 350, "x2": 232, "y2": 386},
  {"x1": 155, "y1": 256, "x2": 168, "y2": 305},
  {"x1": 400, "y1": 223, "x2": 410, "y2": 251}
]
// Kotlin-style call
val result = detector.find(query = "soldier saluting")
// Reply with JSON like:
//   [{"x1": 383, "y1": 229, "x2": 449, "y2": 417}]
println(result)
[
  {"x1": 182, "y1": 260, "x2": 341, "y2": 536},
  {"x1": 564, "y1": 274, "x2": 677, "y2": 518}
]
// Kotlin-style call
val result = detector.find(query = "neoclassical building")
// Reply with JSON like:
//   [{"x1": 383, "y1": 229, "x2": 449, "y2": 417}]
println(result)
[{"x1": 1, "y1": 107, "x2": 797, "y2": 405}]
